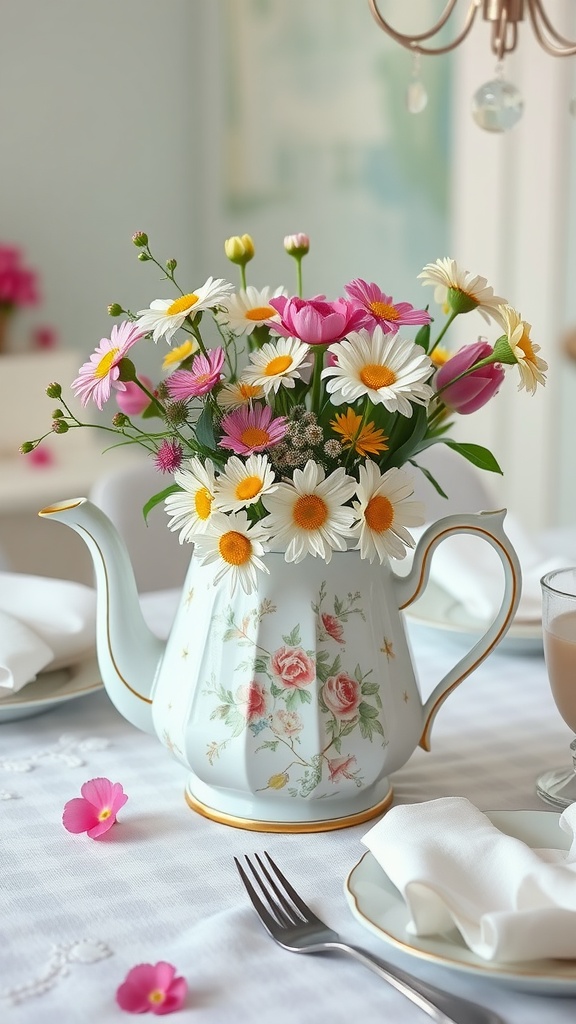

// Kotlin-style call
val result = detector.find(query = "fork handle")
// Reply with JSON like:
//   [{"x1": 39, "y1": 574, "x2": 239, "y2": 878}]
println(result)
[{"x1": 325, "y1": 942, "x2": 505, "y2": 1024}]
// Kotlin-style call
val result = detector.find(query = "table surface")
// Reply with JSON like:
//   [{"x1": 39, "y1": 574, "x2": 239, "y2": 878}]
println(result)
[{"x1": 2, "y1": 601, "x2": 575, "y2": 1024}]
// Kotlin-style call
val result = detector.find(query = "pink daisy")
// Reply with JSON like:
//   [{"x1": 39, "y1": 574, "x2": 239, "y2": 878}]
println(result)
[
  {"x1": 155, "y1": 439, "x2": 183, "y2": 474},
  {"x1": 345, "y1": 279, "x2": 431, "y2": 334},
  {"x1": 219, "y1": 404, "x2": 287, "y2": 455},
  {"x1": 166, "y1": 347, "x2": 225, "y2": 401},
  {"x1": 116, "y1": 961, "x2": 187, "y2": 1015},
  {"x1": 72, "y1": 321, "x2": 146, "y2": 410},
  {"x1": 62, "y1": 777, "x2": 128, "y2": 839}
]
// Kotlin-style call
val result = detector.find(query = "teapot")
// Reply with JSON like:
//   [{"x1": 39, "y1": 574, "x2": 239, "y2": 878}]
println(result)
[{"x1": 40, "y1": 500, "x2": 520, "y2": 832}]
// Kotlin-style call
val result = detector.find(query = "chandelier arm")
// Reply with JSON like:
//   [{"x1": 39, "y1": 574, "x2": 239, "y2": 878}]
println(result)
[
  {"x1": 491, "y1": 9, "x2": 517, "y2": 60},
  {"x1": 368, "y1": 0, "x2": 480, "y2": 55},
  {"x1": 526, "y1": 0, "x2": 576, "y2": 55}
]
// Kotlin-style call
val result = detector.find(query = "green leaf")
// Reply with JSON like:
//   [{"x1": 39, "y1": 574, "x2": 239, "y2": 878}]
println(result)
[
  {"x1": 298, "y1": 688, "x2": 312, "y2": 704},
  {"x1": 414, "y1": 321, "x2": 431, "y2": 351},
  {"x1": 195, "y1": 404, "x2": 217, "y2": 450},
  {"x1": 443, "y1": 440, "x2": 503, "y2": 474},
  {"x1": 359, "y1": 701, "x2": 378, "y2": 719},
  {"x1": 361, "y1": 681, "x2": 380, "y2": 696},
  {"x1": 282, "y1": 625, "x2": 301, "y2": 647},
  {"x1": 143, "y1": 485, "x2": 180, "y2": 523},
  {"x1": 409, "y1": 459, "x2": 449, "y2": 499}
]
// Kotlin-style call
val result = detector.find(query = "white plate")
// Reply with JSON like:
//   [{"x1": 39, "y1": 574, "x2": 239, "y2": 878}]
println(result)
[
  {"x1": 0, "y1": 657, "x2": 102, "y2": 723},
  {"x1": 405, "y1": 580, "x2": 542, "y2": 655},
  {"x1": 345, "y1": 809, "x2": 576, "y2": 994}
]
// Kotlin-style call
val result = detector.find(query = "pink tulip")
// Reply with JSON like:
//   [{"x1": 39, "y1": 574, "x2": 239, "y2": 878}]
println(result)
[
  {"x1": 267, "y1": 295, "x2": 370, "y2": 346},
  {"x1": 434, "y1": 341, "x2": 504, "y2": 414},
  {"x1": 116, "y1": 376, "x2": 154, "y2": 416}
]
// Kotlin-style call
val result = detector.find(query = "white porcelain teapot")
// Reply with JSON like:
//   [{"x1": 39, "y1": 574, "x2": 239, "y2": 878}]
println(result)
[{"x1": 40, "y1": 500, "x2": 520, "y2": 832}]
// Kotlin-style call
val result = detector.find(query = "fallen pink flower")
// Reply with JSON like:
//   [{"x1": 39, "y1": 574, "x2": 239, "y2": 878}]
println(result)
[
  {"x1": 116, "y1": 961, "x2": 187, "y2": 1015},
  {"x1": 62, "y1": 777, "x2": 128, "y2": 839}
]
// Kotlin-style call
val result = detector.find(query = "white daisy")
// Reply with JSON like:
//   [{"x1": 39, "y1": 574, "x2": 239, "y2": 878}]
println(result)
[
  {"x1": 260, "y1": 460, "x2": 356, "y2": 564},
  {"x1": 136, "y1": 277, "x2": 234, "y2": 344},
  {"x1": 351, "y1": 461, "x2": 425, "y2": 563},
  {"x1": 496, "y1": 304, "x2": 548, "y2": 394},
  {"x1": 164, "y1": 457, "x2": 217, "y2": 542},
  {"x1": 217, "y1": 380, "x2": 265, "y2": 409},
  {"x1": 321, "y1": 327, "x2": 433, "y2": 417},
  {"x1": 216, "y1": 285, "x2": 287, "y2": 335},
  {"x1": 193, "y1": 510, "x2": 270, "y2": 595},
  {"x1": 418, "y1": 258, "x2": 506, "y2": 323},
  {"x1": 240, "y1": 336, "x2": 311, "y2": 395},
  {"x1": 214, "y1": 454, "x2": 277, "y2": 513}
]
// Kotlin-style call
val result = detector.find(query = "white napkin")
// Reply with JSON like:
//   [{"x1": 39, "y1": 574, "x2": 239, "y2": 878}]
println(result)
[
  {"x1": 362, "y1": 796, "x2": 576, "y2": 963},
  {"x1": 0, "y1": 573, "x2": 97, "y2": 697}
]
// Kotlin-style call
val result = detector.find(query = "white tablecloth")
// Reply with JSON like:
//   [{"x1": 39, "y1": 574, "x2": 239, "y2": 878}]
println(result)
[{"x1": 2, "y1": 601, "x2": 575, "y2": 1023}]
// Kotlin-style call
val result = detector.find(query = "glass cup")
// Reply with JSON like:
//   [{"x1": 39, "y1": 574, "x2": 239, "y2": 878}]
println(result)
[{"x1": 536, "y1": 567, "x2": 576, "y2": 809}]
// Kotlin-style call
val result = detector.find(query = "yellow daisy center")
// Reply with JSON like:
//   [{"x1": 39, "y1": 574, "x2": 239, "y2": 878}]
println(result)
[
  {"x1": 237, "y1": 382, "x2": 262, "y2": 400},
  {"x1": 194, "y1": 487, "x2": 213, "y2": 520},
  {"x1": 265, "y1": 354, "x2": 293, "y2": 376},
  {"x1": 219, "y1": 531, "x2": 252, "y2": 566},
  {"x1": 517, "y1": 330, "x2": 536, "y2": 364},
  {"x1": 235, "y1": 476, "x2": 263, "y2": 501},
  {"x1": 369, "y1": 301, "x2": 399, "y2": 321},
  {"x1": 430, "y1": 345, "x2": 450, "y2": 368},
  {"x1": 245, "y1": 305, "x2": 276, "y2": 321},
  {"x1": 98, "y1": 807, "x2": 112, "y2": 821},
  {"x1": 148, "y1": 990, "x2": 166, "y2": 1005},
  {"x1": 240, "y1": 426, "x2": 270, "y2": 448},
  {"x1": 167, "y1": 293, "x2": 199, "y2": 316},
  {"x1": 293, "y1": 494, "x2": 328, "y2": 531},
  {"x1": 163, "y1": 339, "x2": 197, "y2": 368},
  {"x1": 360, "y1": 363, "x2": 396, "y2": 390},
  {"x1": 365, "y1": 495, "x2": 394, "y2": 534},
  {"x1": 95, "y1": 348, "x2": 119, "y2": 379}
]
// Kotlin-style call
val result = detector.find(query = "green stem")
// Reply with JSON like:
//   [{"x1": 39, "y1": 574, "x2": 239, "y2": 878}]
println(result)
[
  {"x1": 240, "y1": 265, "x2": 247, "y2": 290},
  {"x1": 310, "y1": 345, "x2": 327, "y2": 415},
  {"x1": 429, "y1": 310, "x2": 458, "y2": 355},
  {"x1": 296, "y1": 257, "x2": 303, "y2": 298}
]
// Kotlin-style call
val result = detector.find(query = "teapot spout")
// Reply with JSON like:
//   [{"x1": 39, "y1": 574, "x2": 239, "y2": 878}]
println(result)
[{"x1": 39, "y1": 498, "x2": 165, "y2": 735}]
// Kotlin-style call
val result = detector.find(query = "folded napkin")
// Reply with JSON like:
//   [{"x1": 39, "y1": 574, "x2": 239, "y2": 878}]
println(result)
[
  {"x1": 0, "y1": 573, "x2": 97, "y2": 697},
  {"x1": 404, "y1": 514, "x2": 565, "y2": 622},
  {"x1": 362, "y1": 796, "x2": 576, "y2": 963}
]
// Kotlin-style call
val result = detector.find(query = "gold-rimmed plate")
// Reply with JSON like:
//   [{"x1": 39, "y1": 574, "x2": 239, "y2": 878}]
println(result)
[
  {"x1": 345, "y1": 809, "x2": 576, "y2": 994},
  {"x1": 0, "y1": 657, "x2": 102, "y2": 723}
]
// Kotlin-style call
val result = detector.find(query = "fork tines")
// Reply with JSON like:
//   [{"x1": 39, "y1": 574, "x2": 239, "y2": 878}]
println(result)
[{"x1": 234, "y1": 852, "x2": 314, "y2": 928}]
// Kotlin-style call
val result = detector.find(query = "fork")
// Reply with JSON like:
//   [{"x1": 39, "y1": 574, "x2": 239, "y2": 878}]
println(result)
[{"x1": 234, "y1": 852, "x2": 506, "y2": 1024}]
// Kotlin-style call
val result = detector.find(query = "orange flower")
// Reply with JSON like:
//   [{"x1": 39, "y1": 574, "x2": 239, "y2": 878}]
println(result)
[{"x1": 330, "y1": 407, "x2": 388, "y2": 457}]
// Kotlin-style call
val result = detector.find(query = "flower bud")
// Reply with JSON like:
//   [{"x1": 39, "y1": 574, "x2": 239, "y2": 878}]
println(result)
[
  {"x1": 224, "y1": 234, "x2": 255, "y2": 266},
  {"x1": 132, "y1": 231, "x2": 148, "y2": 248},
  {"x1": 165, "y1": 258, "x2": 177, "y2": 272},
  {"x1": 435, "y1": 341, "x2": 504, "y2": 415},
  {"x1": 52, "y1": 418, "x2": 69, "y2": 433},
  {"x1": 46, "y1": 382, "x2": 62, "y2": 399},
  {"x1": 267, "y1": 772, "x2": 289, "y2": 790},
  {"x1": 20, "y1": 441, "x2": 35, "y2": 454},
  {"x1": 112, "y1": 412, "x2": 129, "y2": 427},
  {"x1": 108, "y1": 302, "x2": 123, "y2": 317},
  {"x1": 137, "y1": 252, "x2": 151, "y2": 262},
  {"x1": 52, "y1": 408, "x2": 64, "y2": 418},
  {"x1": 284, "y1": 233, "x2": 310, "y2": 257}
]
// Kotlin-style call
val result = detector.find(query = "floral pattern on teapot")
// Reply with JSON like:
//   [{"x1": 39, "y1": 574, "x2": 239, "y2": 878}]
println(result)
[{"x1": 203, "y1": 582, "x2": 389, "y2": 799}]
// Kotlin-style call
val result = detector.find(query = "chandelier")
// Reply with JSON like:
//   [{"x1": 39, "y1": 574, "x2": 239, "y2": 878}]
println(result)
[{"x1": 368, "y1": 0, "x2": 576, "y2": 131}]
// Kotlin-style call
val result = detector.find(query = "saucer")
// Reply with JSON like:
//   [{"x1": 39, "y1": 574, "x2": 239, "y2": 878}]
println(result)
[
  {"x1": 0, "y1": 657, "x2": 102, "y2": 723},
  {"x1": 345, "y1": 809, "x2": 576, "y2": 994}
]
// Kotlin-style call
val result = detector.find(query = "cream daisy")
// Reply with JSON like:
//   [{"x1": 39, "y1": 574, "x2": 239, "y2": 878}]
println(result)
[
  {"x1": 214, "y1": 454, "x2": 277, "y2": 513},
  {"x1": 162, "y1": 338, "x2": 199, "y2": 371},
  {"x1": 321, "y1": 326, "x2": 433, "y2": 417},
  {"x1": 192, "y1": 510, "x2": 270, "y2": 595},
  {"x1": 495, "y1": 305, "x2": 548, "y2": 394},
  {"x1": 72, "y1": 320, "x2": 146, "y2": 410},
  {"x1": 216, "y1": 285, "x2": 287, "y2": 335},
  {"x1": 164, "y1": 457, "x2": 217, "y2": 542},
  {"x1": 351, "y1": 461, "x2": 425, "y2": 563},
  {"x1": 240, "y1": 336, "x2": 311, "y2": 395},
  {"x1": 217, "y1": 380, "x2": 265, "y2": 409},
  {"x1": 260, "y1": 460, "x2": 356, "y2": 564},
  {"x1": 136, "y1": 277, "x2": 234, "y2": 344},
  {"x1": 418, "y1": 258, "x2": 506, "y2": 323}
]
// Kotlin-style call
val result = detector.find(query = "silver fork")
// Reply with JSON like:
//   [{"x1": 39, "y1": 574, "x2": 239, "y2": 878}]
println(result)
[{"x1": 235, "y1": 852, "x2": 506, "y2": 1024}]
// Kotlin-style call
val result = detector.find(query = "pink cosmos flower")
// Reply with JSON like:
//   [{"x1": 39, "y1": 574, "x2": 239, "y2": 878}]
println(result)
[
  {"x1": 345, "y1": 279, "x2": 431, "y2": 334},
  {"x1": 219, "y1": 404, "x2": 287, "y2": 455},
  {"x1": 72, "y1": 321, "x2": 146, "y2": 410},
  {"x1": 267, "y1": 295, "x2": 370, "y2": 346},
  {"x1": 435, "y1": 340, "x2": 504, "y2": 414},
  {"x1": 62, "y1": 777, "x2": 128, "y2": 839},
  {"x1": 116, "y1": 961, "x2": 187, "y2": 1015},
  {"x1": 155, "y1": 439, "x2": 183, "y2": 474},
  {"x1": 116, "y1": 376, "x2": 154, "y2": 416},
  {"x1": 166, "y1": 347, "x2": 225, "y2": 401}
]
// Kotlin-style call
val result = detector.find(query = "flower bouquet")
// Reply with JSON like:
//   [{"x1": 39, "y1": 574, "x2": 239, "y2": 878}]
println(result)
[{"x1": 23, "y1": 231, "x2": 547, "y2": 594}]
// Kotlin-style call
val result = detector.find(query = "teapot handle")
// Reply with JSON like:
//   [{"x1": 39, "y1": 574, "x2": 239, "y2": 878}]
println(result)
[{"x1": 393, "y1": 509, "x2": 521, "y2": 752}]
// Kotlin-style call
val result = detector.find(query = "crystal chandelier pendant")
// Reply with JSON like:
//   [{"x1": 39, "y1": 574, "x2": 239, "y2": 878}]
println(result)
[
  {"x1": 406, "y1": 52, "x2": 428, "y2": 114},
  {"x1": 471, "y1": 62, "x2": 524, "y2": 133}
]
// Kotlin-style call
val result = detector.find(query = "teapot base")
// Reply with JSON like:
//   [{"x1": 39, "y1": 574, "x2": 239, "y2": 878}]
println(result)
[{"x1": 184, "y1": 776, "x2": 394, "y2": 833}]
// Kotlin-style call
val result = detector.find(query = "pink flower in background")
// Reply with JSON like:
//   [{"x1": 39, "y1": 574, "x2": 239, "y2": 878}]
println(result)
[
  {"x1": 321, "y1": 612, "x2": 344, "y2": 644},
  {"x1": 31, "y1": 325, "x2": 58, "y2": 350},
  {"x1": 116, "y1": 961, "x2": 187, "y2": 1015},
  {"x1": 270, "y1": 646, "x2": 315, "y2": 689},
  {"x1": 345, "y1": 278, "x2": 431, "y2": 334},
  {"x1": 27, "y1": 446, "x2": 55, "y2": 468},
  {"x1": 166, "y1": 347, "x2": 225, "y2": 400},
  {"x1": 236, "y1": 681, "x2": 268, "y2": 722},
  {"x1": 322, "y1": 672, "x2": 361, "y2": 720},
  {"x1": 267, "y1": 295, "x2": 370, "y2": 346},
  {"x1": 155, "y1": 439, "x2": 183, "y2": 474},
  {"x1": 62, "y1": 777, "x2": 128, "y2": 839},
  {"x1": 219, "y1": 404, "x2": 287, "y2": 455},
  {"x1": 72, "y1": 320, "x2": 146, "y2": 410},
  {"x1": 116, "y1": 376, "x2": 155, "y2": 416},
  {"x1": 435, "y1": 340, "x2": 504, "y2": 414},
  {"x1": 0, "y1": 245, "x2": 39, "y2": 308}
]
